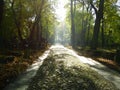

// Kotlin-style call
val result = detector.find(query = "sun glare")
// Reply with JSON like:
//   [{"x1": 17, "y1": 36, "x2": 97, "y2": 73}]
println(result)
[
  {"x1": 55, "y1": 0, "x2": 68, "y2": 22},
  {"x1": 117, "y1": 0, "x2": 120, "y2": 5}
]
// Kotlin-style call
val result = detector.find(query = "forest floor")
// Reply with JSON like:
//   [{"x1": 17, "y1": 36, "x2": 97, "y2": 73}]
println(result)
[
  {"x1": 0, "y1": 47, "x2": 48, "y2": 90},
  {"x1": 74, "y1": 47, "x2": 120, "y2": 74},
  {"x1": 2, "y1": 45, "x2": 120, "y2": 90}
]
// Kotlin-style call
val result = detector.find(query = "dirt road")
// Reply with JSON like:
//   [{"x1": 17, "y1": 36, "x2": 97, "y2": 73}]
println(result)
[{"x1": 4, "y1": 45, "x2": 120, "y2": 90}]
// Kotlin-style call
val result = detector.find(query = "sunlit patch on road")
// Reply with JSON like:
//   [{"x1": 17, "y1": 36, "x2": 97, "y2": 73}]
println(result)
[
  {"x1": 4, "y1": 45, "x2": 120, "y2": 90},
  {"x1": 49, "y1": 44, "x2": 120, "y2": 89},
  {"x1": 27, "y1": 44, "x2": 118, "y2": 90}
]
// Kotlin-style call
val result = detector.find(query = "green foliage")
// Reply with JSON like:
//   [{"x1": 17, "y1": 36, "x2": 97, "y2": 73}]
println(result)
[
  {"x1": 0, "y1": 0, "x2": 56, "y2": 49},
  {"x1": 65, "y1": 0, "x2": 120, "y2": 48},
  {"x1": 103, "y1": 0, "x2": 120, "y2": 47}
]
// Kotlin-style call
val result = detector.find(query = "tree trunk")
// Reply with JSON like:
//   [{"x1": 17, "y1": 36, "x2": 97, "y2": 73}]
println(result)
[
  {"x1": 80, "y1": 1, "x2": 86, "y2": 46},
  {"x1": 86, "y1": 23, "x2": 90, "y2": 45},
  {"x1": 0, "y1": 0, "x2": 4, "y2": 27},
  {"x1": 101, "y1": 17, "x2": 105, "y2": 47},
  {"x1": 10, "y1": 0, "x2": 23, "y2": 43},
  {"x1": 29, "y1": 0, "x2": 44, "y2": 48},
  {"x1": 86, "y1": 6, "x2": 92, "y2": 46},
  {"x1": 91, "y1": 0, "x2": 104, "y2": 49},
  {"x1": 71, "y1": 0, "x2": 75, "y2": 47},
  {"x1": 74, "y1": 0, "x2": 76, "y2": 44}
]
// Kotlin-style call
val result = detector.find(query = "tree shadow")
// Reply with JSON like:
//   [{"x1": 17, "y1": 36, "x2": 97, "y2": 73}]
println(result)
[{"x1": 27, "y1": 55, "x2": 118, "y2": 90}]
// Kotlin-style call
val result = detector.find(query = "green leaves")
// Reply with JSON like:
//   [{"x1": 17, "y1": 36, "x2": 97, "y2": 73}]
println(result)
[{"x1": 0, "y1": 0, "x2": 56, "y2": 48}]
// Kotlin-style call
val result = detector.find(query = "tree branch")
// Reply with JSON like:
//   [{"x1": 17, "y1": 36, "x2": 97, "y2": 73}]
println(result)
[{"x1": 90, "y1": 2, "x2": 98, "y2": 15}]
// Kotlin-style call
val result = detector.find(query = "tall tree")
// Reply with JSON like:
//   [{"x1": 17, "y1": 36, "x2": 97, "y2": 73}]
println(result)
[
  {"x1": 71, "y1": 0, "x2": 75, "y2": 47},
  {"x1": 101, "y1": 16, "x2": 105, "y2": 47},
  {"x1": 9, "y1": 0, "x2": 24, "y2": 43},
  {"x1": 0, "y1": 0, "x2": 56, "y2": 48},
  {"x1": 91, "y1": 0, "x2": 105, "y2": 49},
  {"x1": 0, "y1": 0, "x2": 4, "y2": 27}
]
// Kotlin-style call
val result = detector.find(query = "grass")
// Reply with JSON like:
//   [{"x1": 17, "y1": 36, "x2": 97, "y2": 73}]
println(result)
[{"x1": 27, "y1": 54, "x2": 118, "y2": 90}]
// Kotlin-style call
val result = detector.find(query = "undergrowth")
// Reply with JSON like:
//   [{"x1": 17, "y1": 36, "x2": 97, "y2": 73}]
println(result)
[
  {"x1": 0, "y1": 47, "x2": 47, "y2": 89},
  {"x1": 74, "y1": 47, "x2": 120, "y2": 73}
]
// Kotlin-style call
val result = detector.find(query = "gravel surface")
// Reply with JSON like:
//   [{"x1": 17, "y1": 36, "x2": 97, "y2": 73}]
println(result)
[{"x1": 27, "y1": 45, "x2": 118, "y2": 90}]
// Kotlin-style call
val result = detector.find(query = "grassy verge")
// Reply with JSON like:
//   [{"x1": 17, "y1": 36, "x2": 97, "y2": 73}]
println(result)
[{"x1": 27, "y1": 54, "x2": 118, "y2": 90}]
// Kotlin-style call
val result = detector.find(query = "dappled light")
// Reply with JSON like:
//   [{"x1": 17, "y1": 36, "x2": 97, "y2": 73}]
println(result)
[
  {"x1": 27, "y1": 45, "x2": 118, "y2": 90},
  {"x1": 55, "y1": 0, "x2": 68, "y2": 21},
  {"x1": 54, "y1": 22, "x2": 70, "y2": 45},
  {"x1": 0, "y1": 0, "x2": 120, "y2": 90}
]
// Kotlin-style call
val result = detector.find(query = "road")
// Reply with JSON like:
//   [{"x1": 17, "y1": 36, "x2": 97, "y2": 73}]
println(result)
[
  {"x1": 50, "y1": 45, "x2": 120, "y2": 89},
  {"x1": 4, "y1": 45, "x2": 120, "y2": 90}
]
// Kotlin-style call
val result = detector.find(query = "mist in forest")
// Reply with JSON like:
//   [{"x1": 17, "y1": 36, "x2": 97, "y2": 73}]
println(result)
[{"x1": 54, "y1": 22, "x2": 70, "y2": 45}]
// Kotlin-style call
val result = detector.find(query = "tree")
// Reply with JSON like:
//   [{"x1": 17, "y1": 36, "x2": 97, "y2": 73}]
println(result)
[
  {"x1": 90, "y1": 0, "x2": 105, "y2": 49},
  {"x1": 71, "y1": 0, "x2": 75, "y2": 47},
  {"x1": 28, "y1": 0, "x2": 45, "y2": 48},
  {"x1": 0, "y1": 0, "x2": 4, "y2": 27},
  {"x1": 103, "y1": 0, "x2": 120, "y2": 48},
  {"x1": 9, "y1": 0, "x2": 24, "y2": 43},
  {"x1": 0, "y1": 0, "x2": 56, "y2": 49}
]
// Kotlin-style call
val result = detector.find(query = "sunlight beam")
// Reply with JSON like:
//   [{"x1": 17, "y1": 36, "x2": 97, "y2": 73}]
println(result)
[{"x1": 55, "y1": 0, "x2": 68, "y2": 22}]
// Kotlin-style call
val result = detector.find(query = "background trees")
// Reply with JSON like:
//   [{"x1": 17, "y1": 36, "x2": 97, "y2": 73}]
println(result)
[
  {"x1": 0, "y1": 0, "x2": 56, "y2": 49},
  {"x1": 67, "y1": 0, "x2": 120, "y2": 49},
  {"x1": 0, "y1": 0, "x2": 120, "y2": 50}
]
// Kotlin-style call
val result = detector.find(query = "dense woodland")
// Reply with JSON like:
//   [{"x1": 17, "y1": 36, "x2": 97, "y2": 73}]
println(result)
[
  {"x1": 0, "y1": 0, "x2": 120, "y2": 50},
  {"x1": 0, "y1": 0, "x2": 56, "y2": 49},
  {"x1": 0, "y1": 0, "x2": 57, "y2": 89},
  {"x1": 69, "y1": 0, "x2": 120, "y2": 49},
  {"x1": 0, "y1": 0, "x2": 120, "y2": 89},
  {"x1": 67, "y1": 0, "x2": 120, "y2": 64}
]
